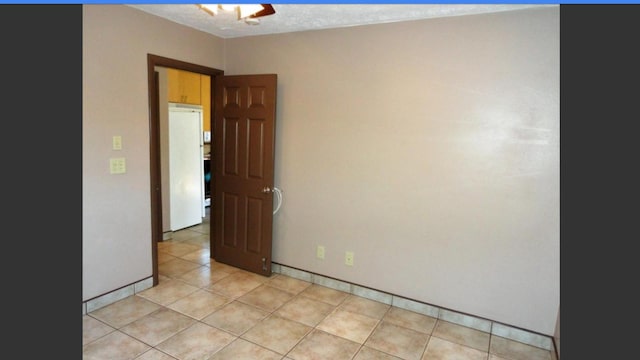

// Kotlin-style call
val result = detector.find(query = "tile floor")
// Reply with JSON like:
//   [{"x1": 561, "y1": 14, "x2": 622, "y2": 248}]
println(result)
[{"x1": 83, "y1": 208, "x2": 557, "y2": 360}]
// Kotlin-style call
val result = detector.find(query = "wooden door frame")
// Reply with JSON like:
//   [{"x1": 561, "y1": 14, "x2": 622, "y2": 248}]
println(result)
[{"x1": 146, "y1": 54, "x2": 223, "y2": 286}]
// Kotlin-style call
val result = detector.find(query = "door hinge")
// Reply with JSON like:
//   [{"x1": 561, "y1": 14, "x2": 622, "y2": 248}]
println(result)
[{"x1": 262, "y1": 257, "x2": 267, "y2": 271}]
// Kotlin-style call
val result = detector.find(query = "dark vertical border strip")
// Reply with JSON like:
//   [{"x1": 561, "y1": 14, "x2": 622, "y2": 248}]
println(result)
[
  {"x1": 0, "y1": 4, "x2": 82, "y2": 357},
  {"x1": 561, "y1": 4, "x2": 640, "y2": 359}
]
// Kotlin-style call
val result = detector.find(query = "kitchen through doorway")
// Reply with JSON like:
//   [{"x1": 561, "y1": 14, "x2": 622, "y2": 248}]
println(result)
[{"x1": 147, "y1": 54, "x2": 223, "y2": 287}]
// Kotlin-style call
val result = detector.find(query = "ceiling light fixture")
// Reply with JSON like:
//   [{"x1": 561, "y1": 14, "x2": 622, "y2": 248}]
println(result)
[{"x1": 197, "y1": 4, "x2": 274, "y2": 24}]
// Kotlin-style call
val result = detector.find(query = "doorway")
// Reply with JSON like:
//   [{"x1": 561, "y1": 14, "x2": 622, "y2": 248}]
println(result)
[
  {"x1": 148, "y1": 54, "x2": 278, "y2": 285},
  {"x1": 147, "y1": 54, "x2": 223, "y2": 286}
]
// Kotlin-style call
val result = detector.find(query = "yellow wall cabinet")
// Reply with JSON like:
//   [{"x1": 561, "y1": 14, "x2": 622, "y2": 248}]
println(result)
[
  {"x1": 167, "y1": 68, "x2": 211, "y2": 133},
  {"x1": 168, "y1": 69, "x2": 201, "y2": 105},
  {"x1": 201, "y1": 75, "x2": 211, "y2": 133}
]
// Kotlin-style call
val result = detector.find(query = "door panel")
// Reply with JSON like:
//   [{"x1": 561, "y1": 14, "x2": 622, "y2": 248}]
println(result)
[{"x1": 213, "y1": 74, "x2": 277, "y2": 276}]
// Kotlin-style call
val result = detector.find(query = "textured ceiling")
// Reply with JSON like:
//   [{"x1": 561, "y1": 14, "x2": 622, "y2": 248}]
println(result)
[{"x1": 127, "y1": 4, "x2": 553, "y2": 39}]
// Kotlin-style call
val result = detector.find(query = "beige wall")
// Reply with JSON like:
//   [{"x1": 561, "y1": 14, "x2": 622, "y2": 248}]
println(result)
[
  {"x1": 225, "y1": 7, "x2": 559, "y2": 335},
  {"x1": 82, "y1": 5, "x2": 224, "y2": 300},
  {"x1": 157, "y1": 67, "x2": 170, "y2": 233},
  {"x1": 82, "y1": 4, "x2": 559, "y2": 336}
]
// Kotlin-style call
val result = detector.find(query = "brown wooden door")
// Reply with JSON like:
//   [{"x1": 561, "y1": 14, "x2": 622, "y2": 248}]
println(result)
[{"x1": 212, "y1": 74, "x2": 277, "y2": 276}]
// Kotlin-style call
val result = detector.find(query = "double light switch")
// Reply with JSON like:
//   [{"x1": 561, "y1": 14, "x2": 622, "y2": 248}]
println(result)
[{"x1": 110, "y1": 136, "x2": 126, "y2": 174}]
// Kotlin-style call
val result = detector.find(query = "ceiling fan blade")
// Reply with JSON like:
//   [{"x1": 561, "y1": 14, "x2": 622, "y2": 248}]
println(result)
[{"x1": 249, "y1": 4, "x2": 275, "y2": 18}]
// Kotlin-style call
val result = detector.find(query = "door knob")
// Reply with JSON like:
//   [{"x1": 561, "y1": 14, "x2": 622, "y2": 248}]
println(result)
[{"x1": 262, "y1": 186, "x2": 272, "y2": 193}]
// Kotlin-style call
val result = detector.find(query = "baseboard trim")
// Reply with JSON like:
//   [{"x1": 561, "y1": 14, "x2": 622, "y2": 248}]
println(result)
[
  {"x1": 82, "y1": 276, "x2": 154, "y2": 315},
  {"x1": 272, "y1": 262, "x2": 555, "y2": 352}
]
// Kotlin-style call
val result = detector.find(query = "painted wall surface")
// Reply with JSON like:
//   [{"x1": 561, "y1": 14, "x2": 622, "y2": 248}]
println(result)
[
  {"x1": 82, "y1": 5, "x2": 224, "y2": 300},
  {"x1": 157, "y1": 67, "x2": 171, "y2": 233},
  {"x1": 224, "y1": 7, "x2": 559, "y2": 335}
]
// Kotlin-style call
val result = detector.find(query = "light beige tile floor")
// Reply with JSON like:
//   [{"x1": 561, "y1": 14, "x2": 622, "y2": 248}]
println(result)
[{"x1": 83, "y1": 208, "x2": 558, "y2": 360}]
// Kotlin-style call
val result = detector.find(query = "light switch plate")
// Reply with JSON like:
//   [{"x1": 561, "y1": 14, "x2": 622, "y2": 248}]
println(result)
[
  {"x1": 113, "y1": 136, "x2": 122, "y2": 150},
  {"x1": 110, "y1": 158, "x2": 126, "y2": 174}
]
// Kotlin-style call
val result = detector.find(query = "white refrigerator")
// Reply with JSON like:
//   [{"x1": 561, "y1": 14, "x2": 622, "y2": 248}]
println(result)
[{"x1": 168, "y1": 103, "x2": 205, "y2": 231}]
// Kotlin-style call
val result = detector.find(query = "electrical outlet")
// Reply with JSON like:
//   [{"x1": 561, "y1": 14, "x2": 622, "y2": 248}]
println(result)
[
  {"x1": 345, "y1": 251, "x2": 354, "y2": 266},
  {"x1": 316, "y1": 245, "x2": 325, "y2": 260}
]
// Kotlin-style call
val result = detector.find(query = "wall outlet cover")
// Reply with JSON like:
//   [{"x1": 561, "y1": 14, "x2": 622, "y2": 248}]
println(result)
[{"x1": 345, "y1": 251, "x2": 354, "y2": 266}]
